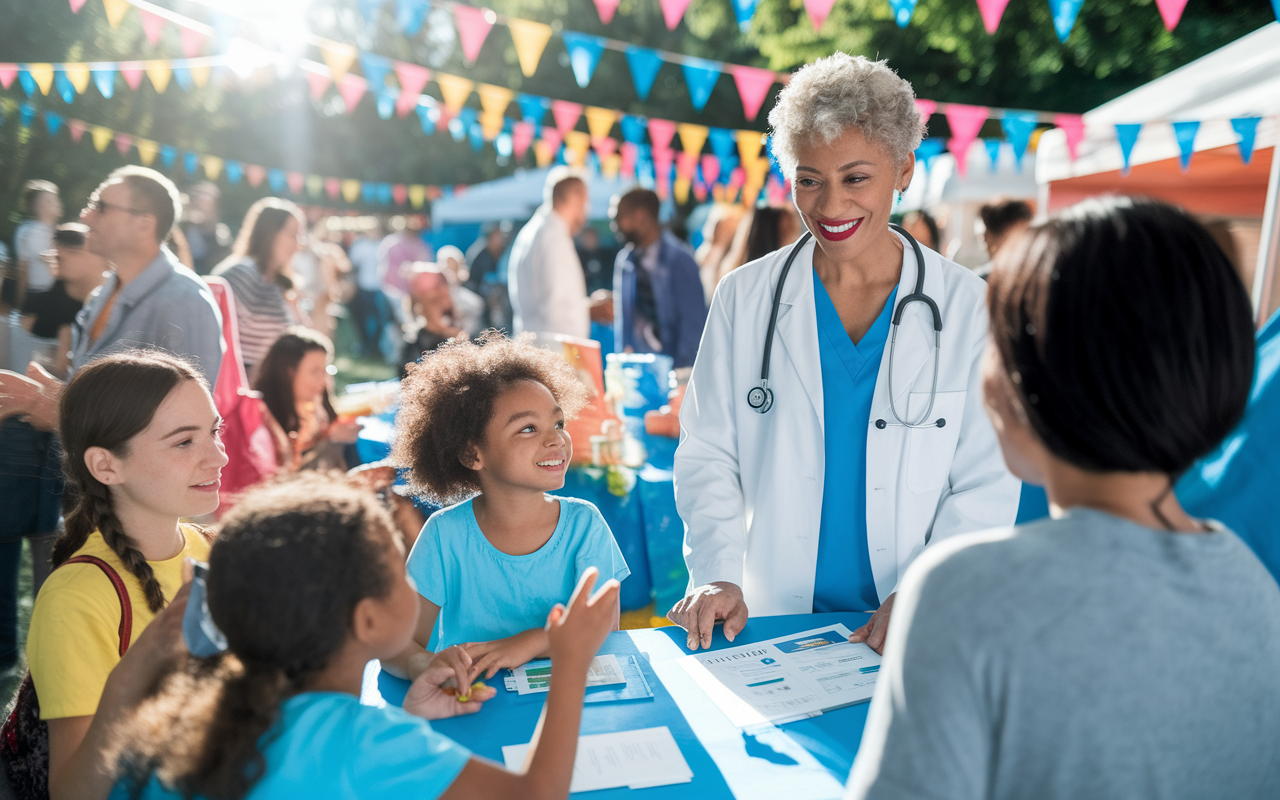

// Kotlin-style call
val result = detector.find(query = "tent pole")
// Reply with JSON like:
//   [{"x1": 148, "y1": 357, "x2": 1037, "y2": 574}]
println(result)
[{"x1": 1253, "y1": 146, "x2": 1280, "y2": 327}]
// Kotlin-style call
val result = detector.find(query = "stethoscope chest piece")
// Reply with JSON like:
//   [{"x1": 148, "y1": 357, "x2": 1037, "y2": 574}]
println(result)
[{"x1": 747, "y1": 384, "x2": 773, "y2": 414}]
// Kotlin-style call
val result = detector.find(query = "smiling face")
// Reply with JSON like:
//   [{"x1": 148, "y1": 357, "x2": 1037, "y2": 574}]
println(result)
[
  {"x1": 467, "y1": 379, "x2": 572, "y2": 494},
  {"x1": 792, "y1": 126, "x2": 915, "y2": 266},
  {"x1": 292, "y1": 348, "x2": 331, "y2": 404}
]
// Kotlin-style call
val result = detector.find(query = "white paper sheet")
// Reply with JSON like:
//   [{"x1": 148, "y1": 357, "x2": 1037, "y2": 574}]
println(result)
[
  {"x1": 502, "y1": 726, "x2": 693, "y2": 792},
  {"x1": 677, "y1": 624, "x2": 881, "y2": 727},
  {"x1": 512, "y1": 654, "x2": 627, "y2": 695}
]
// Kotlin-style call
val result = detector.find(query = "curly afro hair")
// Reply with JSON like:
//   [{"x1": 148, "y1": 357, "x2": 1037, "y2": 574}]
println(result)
[{"x1": 391, "y1": 332, "x2": 590, "y2": 505}]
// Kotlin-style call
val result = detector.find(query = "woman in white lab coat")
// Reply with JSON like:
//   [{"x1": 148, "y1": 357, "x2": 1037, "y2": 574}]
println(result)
[{"x1": 669, "y1": 54, "x2": 1020, "y2": 651}]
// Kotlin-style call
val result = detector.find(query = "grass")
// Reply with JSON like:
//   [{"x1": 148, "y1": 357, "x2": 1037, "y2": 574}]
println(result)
[{"x1": 1, "y1": 538, "x2": 35, "y2": 714}]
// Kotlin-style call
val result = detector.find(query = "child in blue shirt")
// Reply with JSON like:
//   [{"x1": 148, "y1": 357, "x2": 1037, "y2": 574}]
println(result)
[
  {"x1": 385, "y1": 333, "x2": 630, "y2": 689},
  {"x1": 108, "y1": 473, "x2": 622, "y2": 800}
]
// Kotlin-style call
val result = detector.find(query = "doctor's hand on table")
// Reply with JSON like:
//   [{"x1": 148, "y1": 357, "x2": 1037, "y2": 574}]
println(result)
[
  {"x1": 667, "y1": 581, "x2": 749, "y2": 650},
  {"x1": 847, "y1": 593, "x2": 895, "y2": 655}
]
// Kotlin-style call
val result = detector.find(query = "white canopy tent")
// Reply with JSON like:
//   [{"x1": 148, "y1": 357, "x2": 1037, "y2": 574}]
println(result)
[
  {"x1": 1036, "y1": 22, "x2": 1280, "y2": 322},
  {"x1": 430, "y1": 167, "x2": 634, "y2": 228}
]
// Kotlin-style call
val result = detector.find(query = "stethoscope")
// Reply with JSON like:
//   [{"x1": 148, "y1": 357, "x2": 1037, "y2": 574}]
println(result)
[{"x1": 746, "y1": 223, "x2": 946, "y2": 429}]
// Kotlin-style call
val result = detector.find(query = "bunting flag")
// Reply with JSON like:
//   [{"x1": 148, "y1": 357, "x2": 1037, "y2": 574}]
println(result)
[
  {"x1": 69, "y1": 0, "x2": 89, "y2": 12},
  {"x1": 888, "y1": 0, "x2": 918, "y2": 27},
  {"x1": 44, "y1": 111, "x2": 63, "y2": 135},
  {"x1": 507, "y1": 18, "x2": 552, "y2": 78},
  {"x1": 593, "y1": 0, "x2": 620, "y2": 24},
  {"x1": 540, "y1": 126, "x2": 564, "y2": 156},
  {"x1": 394, "y1": 62, "x2": 431, "y2": 116},
  {"x1": 28, "y1": 64, "x2": 55, "y2": 95},
  {"x1": 358, "y1": 52, "x2": 392, "y2": 91},
  {"x1": 320, "y1": 43, "x2": 357, "y2": 83},
  {"x1": 115, "y1": 134, "x2": 134, "y2": 156},
  {"x1": 1170, "y1": 120, "x2": 1199, "y2": 171},
  {"x1": 626, "y1": 47, "x2": 664, "y2": 102},
  {"x1": 1053, "y1": 113, "x2": 1085, "y2": 161},
  {"x1": 180, "y1": 27, "x2": 206, "y2": 58},
  {"x1": 944, "y1": 103, "x2": 989, "y2": 177},
  {"x1": 804, "y1": 0, "x2": 838, "y2": 30},
  {"x1": 517, "y1": 94, "x2": 549, "y2": 125},
  {"x1": 305, "y1": 67, "x2": 331, "y2": 100},
  {"x1": 338, "y1": 73, "x2": 367, "y2": 112},
  {"x1": 677, "y1": 122, "x2": 709, "y2": 157},
  {"x1": 701, "y1": 154, "x2": 721, "y2": 184},
  {"x1": 649, "y1": 118, "x2": 677, "y2": 151},
  {"x1": 435, "y1": 72, "x2": 474, "y2": 112},
  {"x1": 984, "y1": 139, "x2": 1002, "y2": 171},
  {"x1": 54, "y1": 72, "x2": 75, "y2": 104},
  {"x1": 512, "y1": 120, "x2": 535, "y2": 159},
  {"x1": 136, "y1": 138, "x2": 158, "y2": 165},
  {"x1": 1232, "y1": 117, "x2": 1261, "y2": 165},
  {"x1": 0, "y1": 65, "x2": 17, "y2": 90},
  {"x1": 1115, "y1": 123, "x2": 1142, "y2": 175},
  {"x1": 737, "y1": 129, "x2": 764, "y2": 163},
  {"x1": 396, "y1": 0, "x2": 429, "y2": 35},
  {"x1": 453, "y1": 6, "x2": 495, "y2": 65},
  {"x1": 682, "y1": 58, "x2": 722, "y2": 112},
  {"x1": 561, "y1": 32, "x2": 605, "y2": 88},
  {"x1": 202, "y1": 155, "x2": 223, "y2": 179},
  {"x1": 660, "y1": 0, "x2": 694, "y2": 30},
  {"x1": 139, "y1": 9, "x2": 166, "y2": 45},
  {"x1": 731, "y1": 0, "x2": 758, "y2": 30},
  {"x1": 102, "y1": 0, "x2": 130, "y2": 28},
  {"x1": 342, "y1": 179, "x2": 361, "y2": 203},
  {"x1": 1048, "y1": 0, "x2": 1085, "y2": 42},
  {"x1": 91, "y1": 125, "x2": 113, "y2": 152},
  {"x1": 976, "y1": 0, "x2": 1012, "y2": 34},
  {"x1": 731, "y1": 66, "x2": 775, "y2": 121},
  {"x1": 620, "y1": 115, "x2": 647, "y2": 144},
  {"x1": 584, "y1": 106, "x2": 617, "y2": 140},
  {"x1": 477, "y1": 84, "x2": 514, "y2": 119},
  {"x1": 146, "y1": 62, "x2": 171, "y2": 93},
  {"x1": 119, "y1": 62, "x2": 144, "y2": 91},
  {"x1": 1154, "y1": 0, "x2": 1189, "y2": 31},
  {"x1": 551, "y1": 100, "x2": 583, "y2": 135},
  {"x1": 18, "y1": 104, "x2": 36, "y2": 128},
  {"x1": 999, "y1": 111, "x2": 1038, "y2": 169},
  {"x1": 408, "y1": 183, "x2": 426, "y2": 208},
  {"x1": 64, "y1": 63, "x2": 90, "y2": 94},
  {"x1": 324, "y1": 176, "x2": 339, "y2": 197},
  {"x1": 68, "y1": 118, "x2": 85, "y2": 141}
]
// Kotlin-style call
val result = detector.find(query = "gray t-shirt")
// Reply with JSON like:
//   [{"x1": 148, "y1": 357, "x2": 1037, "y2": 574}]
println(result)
[{"x1": 846, "y1": 507, "x2": 1280, "y2": 800}]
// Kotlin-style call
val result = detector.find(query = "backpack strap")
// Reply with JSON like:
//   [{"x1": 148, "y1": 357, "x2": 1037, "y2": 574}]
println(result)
[{"x1": 62, "y1": 555, "x2": 133, "y2": 657}]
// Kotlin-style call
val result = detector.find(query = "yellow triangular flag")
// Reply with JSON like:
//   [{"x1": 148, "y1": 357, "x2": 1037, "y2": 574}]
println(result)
[
  {"x1": 408, "y1": 184, "x2": 426, "y2": 209},
  {"x1": 534, "y1": 139, "x2": 555, "y2": 168},
  {"x1": 146, "y1": 62, "x2": 171, "y2": 93},
  {"x1": 320, "y1": 43, "x2": 358, "y2": 84},
  {"x1": 64, "y1": 63, "x2": 91, "y2": 94},
  {"x1": 506, "y1": 18, "x2": 552, "y2": 78},
  {"x1": 737, "y1": 130, "x2": 764, "y2": 163},
  {"x1": 480, "y1": 111, "x2": 505, "y2": 141},
  {"x1": 564, "y1": 130, "x2": 590, "y2": 166},
  {"x1": 674, "y1": 176, "x2": 691, "y2": 204},
  {"x1": 201, "y1": 156, "x2": 223, "y2": 180},
  {"x1": 476, "y1": 84, "x2": 513, "y2": 118},
  {"x1": 102, "y1": 0, "x2": 130, "y2": 28},
  {"x1": 341, "y1": 179, "x2": 361, "y2": 203},
  {"x1": 601, "y1": 153, "x2": 622, "y2": 179},
  {"x1": 306, "y1": 174, "x2": 323, "y2": 196},
  {"x1": 435, "y1": 72, "x2": 474, "y2": 113},
  {"x1": 584, "y1": 107, "x2": 617, "y2": 141},
  {"x1": 135, "y1": 139, "x2": 159, "y2": 165},
  {"x1": 27, "y1": 64, "x2": 54, "y2": 95},
  {"x1": 91, "y1": 126, "x2": 114, "y2": 153},
  {"x1": 677, "y1": 123, "x2": 709, "y2": 156},
  {"x1": 190, "y1": 65, "x2": 211, "y2": 87}
]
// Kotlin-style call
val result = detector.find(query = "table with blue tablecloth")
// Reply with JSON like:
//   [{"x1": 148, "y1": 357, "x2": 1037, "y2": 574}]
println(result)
[{"x1": 364, "y1": 612, "x2": 872, "y2": 800}]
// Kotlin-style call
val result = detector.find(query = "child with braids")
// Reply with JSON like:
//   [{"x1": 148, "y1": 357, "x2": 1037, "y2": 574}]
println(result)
[
  {"x1": 113, "y1": 473, "x2": 622, "y2": 800},
  {"x1": 383, "y1": 333, "x2": 629, "y2": 696},
  {"x1": 24, "y1": 351, "x2": 226, "y2": 800}
]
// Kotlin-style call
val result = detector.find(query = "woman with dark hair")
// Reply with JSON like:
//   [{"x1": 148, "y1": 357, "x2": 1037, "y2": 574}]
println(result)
[
  {"x1": 212, "y1": 198, "x2": 305, "y2": 374},
  {"x1": 846, "y1": 197, "x2": 1280, "y2": 800},
  {"x1": 252, "y1": 326, "x2": 360, "y2": 472}
]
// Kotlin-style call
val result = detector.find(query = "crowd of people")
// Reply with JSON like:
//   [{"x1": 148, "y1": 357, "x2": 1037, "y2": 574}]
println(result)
[{"x1": 0, "y1": 50, "x2": 1275, "y2": 800}]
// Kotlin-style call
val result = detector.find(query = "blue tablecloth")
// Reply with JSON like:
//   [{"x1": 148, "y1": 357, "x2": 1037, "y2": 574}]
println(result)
[{"x1": 367, "y1": 612, "x2": 872, "y2": 800}]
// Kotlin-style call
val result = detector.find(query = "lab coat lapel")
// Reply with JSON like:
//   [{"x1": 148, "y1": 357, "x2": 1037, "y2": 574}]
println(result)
[{"x1": 775, "y1": 237, "x2": 824, "y2": 426}]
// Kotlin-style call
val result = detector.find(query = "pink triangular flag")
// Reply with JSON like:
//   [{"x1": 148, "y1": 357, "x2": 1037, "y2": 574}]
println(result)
[
  {"x1": 139, "y1": 9, "x2": 166, "y2": 45},
  {"x1": 1054, "y1": 113, "x2": 1086, "y2": 162},
  {"x1": 975, "y1": 0, "x2": 1011, "y2": 34},
  {"x1": 804, "y1": 0, "x2": 837, "y2": 30},
  {"x1": 677, "y1": 151, "x2": 698, "y2": 179},
  {"x1": 393, "y1": 184, "x2": 408, "y2": 205},
  {"x1": 944, "y1": 103, "x2": 988, "y2": 152},
  {"x1": 949, "y1": 138, "x2": 974, "y2": 177},
  {"x1": 593, "y1": 0, "x2": 620, "y2": 23},
  {"x1": 648, "y1": 118, "x2": 677, "y2": 150},
  {"x1": 592, "y1": 136, "x2": 618, "y2": 159},
  {"x1": 512, "y1": 120, "x2": 535, "y2": 159},
  {"x1": 287, "y1": 172, "x2": 305, "y2": 194},
  {"x1": 393, "y1": 62, "x2": 431, "y2": 117},
  {"x1": 0, "y1": 64, "x2": 16, "y2": 90},
  {"x1": 113, "y1": 133, "x2": 133, "y2": 155},
  {"x1": 729, "y1": 166, "x2": 746, "y2": 188},
  {"x1": 119, "y1": 62, "x2": 145, "y2": 91},
  {"x1": 652, "y1": 146, "x2": 675, "y2": 182},
  {"x1": 1154, "y1": 0, "x2": 1189, "y2": 31},
  {"x1": 701, "y1": 154, "x2": 721, "y2": 184},
  {"x1": 305, "y1": 69, "x2": 331, "y2": 99},
  {"x1": 69, "y1": 0, "x2": 88, "y2": 12},
  {"x1": 246, "y1": 165, "x2": 266, "y2": 187},
  {"x1": 68, "y1": 118, "x2": 86, "y2": 142},
  {"x1": 621, "y1": 142, "x2": 638, "y2": 179},
  {"x1": 915, "y1": 98, "x2": 937, "y2": 120},
  {"x1": 325, "y1": 177, "x2": 341, "y2": 199},
  {"x1": 338, "y1": 73, "x2": 367, "y2": 113},
  {"x1": 731, "y1": 66, "x2": 776, "y2": 122},
  {"x1": 179, "y1": 26, "x2": 206, "y2": 58},
  {"x1": 540, "y1": 127, "x2": 563, "y2": 155},
  {"x1": 551, "y1": 100, "x2": 582, "y2": 135},
  {"x1": 660, "y1": 0, "x2": 693, "y2": 30},
  {"x1": 453, "y1": 6, "x2": 494, "y2": 65}
]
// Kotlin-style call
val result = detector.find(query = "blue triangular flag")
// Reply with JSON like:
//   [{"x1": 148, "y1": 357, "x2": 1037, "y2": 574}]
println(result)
[
  {"x1": 160, "y1": 145, "x2": 177, "y2": 168},
  {"x1": 173, "y1": 67, "x2": 194, "y2": 91},
  {"x1": 732, "y1": 0, "x2": 758, "y2": 30},
  {"x1": 358, "y1": 52, "x2": 392, "y2": 91},
  {"x1": 92, "y1": 69, "x2": 115, "y2": 99},
  {"x1": 517, "y1": 94, "x2": 549, "y2": 124},
  {"x1": 43, "y1": 111, "x2": 63, "y2": 135},
  {"x1": 719, "y1": 154, "x2": 739, "y2": 183},
  {"x1": 468, "y1": 120, "x2": 485, "y2": 152},
  {"x1": 361, "y1": 182, "x2": 378, "y2": 204},
  {"x1": 225, "y1": 161, "x2": 243, "y2": 184},
  {"x1": 441, "y1": 185, "x2": 455, "y2": 200},
  {"x1": 984, "y1": 139, "x2": 1002, "y2": 172},
  {"x1": 359, "y1": 0, "x2": 383, "y2": 24},
  {"x1": 621, "y1": 115, "x2": 647, "y2": 144},
  {"x1": 1231, "y1": 117, "x2": 1261, "y2": 165},
  {"x1": 708, "y1": 127, "x2": 737, "y2": 159},
  {"x1": 915, "y1": 137, "x2": 946, "y2": 170},
  {"x1": 625, "y1": 47, "x2": 663, "y2": 101},
  {"x1": 1000, "y1": 111, "x2": 1038, "y2": 170},
  {"x1": 682, "y1": 58, "x2": 722, "y2": 112},
  {"x1": 496, "y1": 131, "x2": 513, "y2": 158},
  {"x1": 377, "y1": 183, "x2": 393, "y2": 204},
  {"x1": 17, "y1": 68, "x2": 37, "y2": 97},
  {"x1": 18, "y1": 103, "x2": 35, "y2": 128},
  {"x1": 268, "y1": 168, "x2": 287, "y2": 192},
  {"x1": 184, "y1": 152, "x2": 200, "y2": 175},
  {"x1": 375, "y1": 87, "x2": 396, "y2": 119},
  {"x1": 454, "y1": 107, "x2": 477, "y2": 143},
  {"x1": 1048, "y1": 0, "x2": 1084, "y2": 42},
  {"x1": 396, "y1": 0, "x2": 428, "y2": 34},
  {"x1": 1115, "y1": 123, "x2": 1142, "y2": 175},
  {"x1": 1170, "y1": 120, "x2": 1199, "y2": 171},
  {"x1": 447, "y1": 116, "x2": 465, "y2": 142},
  {"x1": 888, "y1": 0, "x2": 918, "y2": 27},
  {"x1": 561, "y1": 32, "x2": 605, "y2": 88},
  {"x1": 54, "y1": 71, "x2": 75, "y2": 104},
  {"x1": 416, "y1": 103, "x2": 437, "y2": 135}
]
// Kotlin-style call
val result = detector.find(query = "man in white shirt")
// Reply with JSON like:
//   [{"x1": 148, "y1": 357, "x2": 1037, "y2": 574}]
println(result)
[
  {"x1": 348, "y1": 222, "x2": 388, "y2": 359},
  {"x1": 508, "y1": 168, "x2": 593, "y2": 339}
]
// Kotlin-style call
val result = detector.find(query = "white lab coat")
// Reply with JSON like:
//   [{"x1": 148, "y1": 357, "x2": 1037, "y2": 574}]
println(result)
[
  {"x1": 508, "y1": 206, "x2": 590, "y2": 339},
  {"x1": 674, "y1": 232, "x2": 1020, "y2": 616}
]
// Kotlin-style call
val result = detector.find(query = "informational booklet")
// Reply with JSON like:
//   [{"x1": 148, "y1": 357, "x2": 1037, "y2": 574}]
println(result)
[
  {"x1": 510, "y1": 654, "x2": 627, "y2": 695},
  {"x1": 677, "y1": 624, "x2": 881, "y2": 727},
  {"x1": 502, "y1": 726, "x2": 693, "y2": 792},
  {"x1": 505, "y1": 654, "x2": 655, "y2": 704}
]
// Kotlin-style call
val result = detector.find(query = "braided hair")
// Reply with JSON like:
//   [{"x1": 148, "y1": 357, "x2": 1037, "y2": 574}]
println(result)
[{"x1": 53, "y1": 351, "x2": 206, "y2": 613}]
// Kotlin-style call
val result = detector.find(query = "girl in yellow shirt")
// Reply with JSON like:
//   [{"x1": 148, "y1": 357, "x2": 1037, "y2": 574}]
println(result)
[{"x1": 23, "y1": 351, "x2": 228, "y2": 800}]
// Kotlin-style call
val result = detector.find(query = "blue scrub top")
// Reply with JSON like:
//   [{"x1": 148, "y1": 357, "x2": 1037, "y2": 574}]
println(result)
[{"x1": 812, "y1": 273, "x2": 899, "y2": 613}]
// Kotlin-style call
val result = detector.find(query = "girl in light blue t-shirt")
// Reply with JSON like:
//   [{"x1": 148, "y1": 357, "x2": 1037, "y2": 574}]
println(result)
[
  {"x1": 386, "y1": 333, "x2": 630, "y2": 690},
  {"x1": 109, "y1": 473, "x2": 622, "y2": 800}
]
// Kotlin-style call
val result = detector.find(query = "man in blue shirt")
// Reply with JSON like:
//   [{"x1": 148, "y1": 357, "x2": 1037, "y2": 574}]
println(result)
[{"x1": 609, "y1": 189, "x2": 707, "y2": 369}]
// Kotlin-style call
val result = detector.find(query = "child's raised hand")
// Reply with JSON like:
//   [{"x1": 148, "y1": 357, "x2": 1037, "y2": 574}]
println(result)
[
  {"x1": 402, "y1": 658, "x2": 497, "y2": 720},
  {"x1": 546, "y1": 568, "x2": 621, "y2": 674},
  {"x1": 464, "y1": 629, "x2": 549, "y2": 680}
]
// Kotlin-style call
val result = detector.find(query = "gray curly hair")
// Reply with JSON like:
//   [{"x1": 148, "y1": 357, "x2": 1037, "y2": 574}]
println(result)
[{"x1": 767, "y1": 53, "x2": 925, "y2": 178}]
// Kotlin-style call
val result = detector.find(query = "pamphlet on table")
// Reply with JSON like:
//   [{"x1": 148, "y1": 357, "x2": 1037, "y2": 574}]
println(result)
[
  {"x1": 509, "y1": 654, "x2": 626, "y2": 694},
  {"x1": 502, "y1": 726, "x2": 693, "y2": 792},
  {"x1": 678, "y1": 624, "x2": 881, "y2": 726}
]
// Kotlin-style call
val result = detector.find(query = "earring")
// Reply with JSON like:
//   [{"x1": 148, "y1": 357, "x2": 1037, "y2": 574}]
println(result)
[{"x1": 894, "y1": 189, "x2": 902, "y2": 206}]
